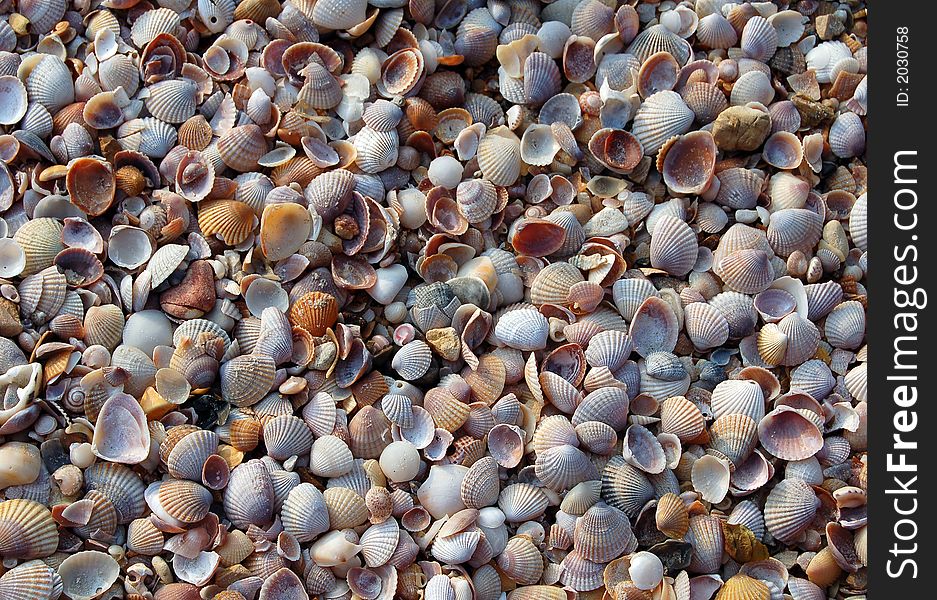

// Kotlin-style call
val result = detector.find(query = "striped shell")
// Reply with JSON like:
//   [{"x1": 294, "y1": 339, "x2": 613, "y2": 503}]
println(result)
[{"x1": 631, "y1": 91, "x2": 695, "y2": 155}]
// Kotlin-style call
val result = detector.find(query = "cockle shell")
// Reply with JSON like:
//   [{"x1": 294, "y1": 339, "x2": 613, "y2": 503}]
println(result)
[{"x1": 631, "y1": 91, "x2": 695, "y2": 155}]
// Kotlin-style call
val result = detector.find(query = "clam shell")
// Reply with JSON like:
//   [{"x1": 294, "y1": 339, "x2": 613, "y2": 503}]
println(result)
[
  {"x1": 696, "y1": 13, "x2": 738, "y2": 49},
  {"x1": 758, "y1": 405, "x2": 823, "y2": 461},
  {"x1": 627, "y1": 24, "x2": 691, "y2": 65},
  {"x1": 220, "y1": 354, "x2": 275, "y2": 407},
  {"x1": 392, "y1": 340, "x2": 432, "y2": 381},
  {"x1": 310, "y1": 435, "x2": 354, "y2": 478},
  {"x1": 656, "y1": 492, "x2": 689, "y2": 538},
  {"x1": 224, "y1": 460, "x2": 275, "y2": 529},
  {"x1": 0, "y1": 499, "x2": 58, "y2": 559},
  {"x1": 574, "y1": 503, "x2": 632, "y2": 563},
  {"x1": 740, "y1": 16, "x2": 778, "y2": 62},
  {"x1": 58, "y1": 551, "x2": 120, "y2": 600},
  {"x1": 601, "y1": 456, "x2": 655, "y2": 517},
  {"x1": 91, "y1": 392, "x2": 150, "y2": 464},
  {"x1": 535, "y1": 444, "x2": 598, "y2": 491},
  {"x1": 630, "y1": 296, "x2": 679, "y2": 357},
  {"x1": 764, "y1": 478, "x2": 820, "y2": 544},
  {"x1": 497, "y1": 536, "x2": 544, "y2": 585},
  {"x1": 281, "y1": 483, "x2": 330, "y2": 543},
  {"x1": 631, "y1": 91, "x2": 695, "y2": 155},
  {"x1": 22, "y1": 55, "x2": 74, "y2": 113},
  {"x1": 264, "y1": 414, "x2": 314, "y2": 461},
  {"x1": 684, "y1": 302, "x2": 729, "y2": 351},
  {"x1": 477, "y1": 127, "x2": 522, "y2": 185},
  {"x1": 166, "y1": 430, "x2": 219, "y2": 481},
  {"x1": 144, "y1": 79, "x2": 198, "y2": 124},
  {"x1": 829, "y1": 112, "x2": 865, "y2": 158},
  {"x1": 711, "y1": 378, "x2": 765, "y2": 421},
  {"x1": 622, "y1": 424, "x2": 666, "y2": 474},
  {"x1": 681, "y1": 82, "x2": 728, "y2": 124},
  {"x1": 824, "y1": 300, "x2": 866, "y2": 350},
  {"x1": 218, "y1": 124, "x2": 267, "y2": 172},
  {"x1": 499, "y1": 483, "x2": 548, "y2": 523},
  {"x1": 0, "y1": 76, "x2": 27, "y2": 125},
  {"x1": 730, "y1": 70, "x2": 775, "y2": 106},
  {"x1": 686, "y1": 514, "x2": 725, "y2": 573}
]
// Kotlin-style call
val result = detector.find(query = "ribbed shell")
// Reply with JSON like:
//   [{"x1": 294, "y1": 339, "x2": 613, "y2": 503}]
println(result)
[
  {"x1": 656, "y1": 492, "x2": 690, "y2": 538},
  {"x1": 534, "y1": 444, "x2": 597, "y2": 492},
  {"x1": 824, "y1": 300, "x2": 865, "y2": 349},
  {"x1": 24, "y1": 55, "x2": 74, "y2": 113},
  {"x1": 627, "y1": 24, "x2": 691, "y2": 65},
  {"x1": 764, "y1": 478, "x2": 820, "y2": 544},
  {"x1": 197, "y1": 199, "x2": 255, "y2": 245},
  {"x1": 281, "y1": 483, "x2": 330, "y2": 542},
  {"x1": 144, "y1": 79, "x2": 198, "y2": 123},
  {"x1": 392, "y1": 340, "x2": 432, "y2": 380},
  {"x1": 740, "y1": 16, "x2": 778, "y2": 62},
  {"x1": 310, "y1": 435, "x2": 354, "y2": 478},
  {"x1": 523, "y1": 52, "x2": 562, "y2": 107},
  {"x1": 224, "y1": 460, "x2": 275, "y2": 528},
  {"x1": 696, "y1": 13, "x2": 737, "y2": 49},
  {"x1": 829, "y1": 112, "x2": 865, "y2": 158},
  {"x1": 477, "y1": 129, "x2": 522, "y2": 185},
  {"x1": 660, "y1": 396, "x2": 705, "y2": 442},
  {"x1": 686, "y1": 514, "x2": 725, "y2": 573},
  {"x1": 0, "y1": 499, "x2": 58, "y2": 559},
  {"x1": 711, "y1": 379, "x2": 765, "y2": 421},
  {"x1": 685, "y1": 302, "x2": 730, "y2": 351},
  {"x1": 650, "y1": 215, "x2": 698, "y2": 276},
  {"x1": 0, "y1": 559, "x2": 55, "y2": 600},
  {"x1": 499, "y1": 483, "x2": 548, "y2": 523},
  {"x1": 219, "y1": 354, "x2": 275, "y2": 407},
  {"x1": 717, "y1": 249, "x2": 775, "y2": 294},
  {"x1": 157, "y1": 479, "x2": 212, "y2": 523},
  {"x1": 354, "y1": 127, "x2": 399, "y2": 173},
  {"x1": 601, "y1": 456, "x2": 655, "y2": 518},
  {"x1": 218, "y1": 124, "x2": 267, "y2": 172},
  {"x1": 766, "y1": 209, "x2": 823, "y2": 257},
  {"x1": 631, "y1": 91, "x2": 694, "y2": 154},
  {"x1": 263, "y1": 415, "x2": 314, "y2": 461},
  {"x1": 166, "y1": 430, "x2": 219, "y2": 481},
  {"x1": 130, "y1": 8, "x2": 181, "y2": 48}
]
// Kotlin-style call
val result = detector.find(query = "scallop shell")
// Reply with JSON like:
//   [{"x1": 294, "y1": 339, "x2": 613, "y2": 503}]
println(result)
[
  {"x1": 12, "y1": 218, "x2": 64, "y2": 277},
  {"x1": 523, "y1": 52, "x2": 562, "y2": 107},
  {"x1": 477, "y1": 127, "x2": 522, "y2": 185},
  {"x1": 828, "y1": 112, "x2": 865, "y2": 159},
  {"x1": 627, "y1": 24, "x2": 691, "y2": 65},
  {"x1": 166, "y1": 430, "x2": 219, "y2": 481},
  {"x1": 684, "y1": 302, "x2": 729, "y2": 351},
  {"x1": 144, "y1": 78, "x2": 198, "y2": 124},
  {"x1": 766, "y1": 209, "x2": 823, "y2": 257},
  {"x1": 0, "y1": 499, "x2": 58, "y2": 559},
  {"x1": 681, "y1": 82, "x2": 728, "y2": 124},
  {"x1": 696, "y1": 13, "x2": 738, "y2": 49},
  {"x1": 392, "y1": 340, "x2": 432, "y2": 381},
  {"x1": 805, "y1": 41, "x2": 853, "y2": 83},
  {"x1": 601, "y1": 456, "x2": 655, "y2": 518},
  {"x1": 764, "y1": 478, "x2": 820, "y2": 544},
  {"x1": 659, "y1": 131, "x2": 717, "y2": 195},
  {"x1": 730, "y1": 70, "x2": 775, "y2": 106},
  {"x1": 281, "y1": 483, "x2": 330, "y2": 542},
  {"x1": 656, "y1": 492, "x2": 690, "y2": 538},
  {"x1": 717, "y1": 249, "x2": 775, "y2": 295},
  {"x1": 631, "y1": 91, "x2": 695, "y2": 155}
]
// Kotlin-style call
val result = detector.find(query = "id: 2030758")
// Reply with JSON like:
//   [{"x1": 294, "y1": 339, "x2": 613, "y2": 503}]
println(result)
[{"x1": 897, "y1": 26, "x2": 910, "y2": 106}]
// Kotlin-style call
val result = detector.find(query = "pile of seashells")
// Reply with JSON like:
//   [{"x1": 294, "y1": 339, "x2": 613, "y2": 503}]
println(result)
[{"x1": 0, "y1": 0, "x2": 868, "y2": 599}]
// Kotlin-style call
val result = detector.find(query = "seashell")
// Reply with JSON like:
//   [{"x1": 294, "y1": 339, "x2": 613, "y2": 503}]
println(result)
[
  {"x1": 166, "y1": 430, "x2": 218, "y2": 481},
  {"x1": 805, "y1": 41, "x2": 853, "y2": 84},
  {"x1": 622, "y1": 424, "x2": 666, "y2": 474},
  {"x1": 263, "y1": 414, "x2": 314, "y2": 461},
  {"x1": 660, "y1": 396, "x2": 705, "y2": 443},
  {"x1": 684, "y1": 302, "x2": 729, "y2": 351},
  {"x1": 824, "y1": 300, "x2": 865, "y2": 350},
  {"x1": 130, "y1": 8, "x2": 181, "y2": 48},
  {"x1": 757, "y1": 405, "x2": 823, "y2": 461},
  {"x1": 523, "y1": 52, "x2": 562, "y2": 107},
  {"x1": 764, "y1": 478, "x2": 820, "y2": 544},
  {"x1": 535, "y1": 444, "x2": 597, "y2": 491},
  {"x1": 0, "y1": 76, "x2": 27, "y2": 125},
  {"x1": 0, "y1": 499, "x2": 58, "y2": 559},
  {"x1": 730, "y1": 70, "x2": 775, "y2": 106},
  {"x1": 520, "y1": 124, "x2": 560, "y2": 167},
  {"x1": 495, "y1": 308, "x2": 548, "y2": 351},
  {"x1": 762, "y1": 131, "x2": 803, "y2": 170},
  {"x1": 477, "y1": 127, "x2": 522, "y2": 185},
  {"x1": 392, "y1": 340, "x2": 432, "y2": 380},
  {"x1": 655, "y1": 492, "x2": 689, "y2": 539},
  {"x1": 497, "y1": 536, "x2": 544, "y2": 585},
  {"x1": 197, "y1": 199, "x2": 255, "y2": 246},
  {"x1": 220, "y1": 354, "x2": 275, "y2": 407},
  {"x1": 766, "y1": 208, "x2": 823, "y2": 258},
  {"x1": 144, "y1": 79, "x2": 198, "y2": 124},
  {"x1": 218, "y1": 124, "x2": 267, "y2": 172},
  {"x1": 685, "y1": 514, "x2": 725, "y2": 574},
  {"x1": 716, "y1": 249, "x2": 775, "y2": 295},
  {"x1": 696, "y1": 13, "x2": 738, "y2": 49},
  {"x1": 681, "y1": 82, "x2": 728, "y2": 124},
  {"x1": 281, "y1": 483, "x2": 330, "y2": 543},
  {"x1": 499, "y1": 483, "x2": 548, "y2": 523},
  {"x1": 659, "y1": 131, "x2": 717, "y2": 195},
  {"x1": 601, "y1": 456, "x2": 655, "y2": 518},
  {"x1": 312, "y1": 0, "x2": 368, "y2": 31},
  {"x1": 22, "y1": 55, "x2": 74, "y2": 114},
  {"x1": 828, "y1": 112, "x2": 865, "y2": 159},
  {"x1": 66, "y1": 158, "x2": 116, "y2": 217},
  {"x1": 58, "y1": 551, "x2": 120, "y2": 600},
  {"x1": 224, "y1": 460, "x2": 274, "y2": 529},
  {"x1": 638, "y1": 51, "x2": 679, "y2": 98},
  {"x1": 740, "y1": 17, "x2": 778, "y2": 62},
  {"x1": 354, "y1": 127, "x2": 399, "y2": 173},
  {"x1": 154, "y1": 479, "x2": 213, "y2": 524},
  {"x1": 573, "y1": 503, "x2": 632, "y2": 563},
  {"x1": 631, "y1": 91, "x2": 695, "y2": 155},
  {"x1": 630, "y1": 296, "x2": 679, "y2": 357},
  {"x1": 627, "y1": 24, "x2": 691, "y2": 66},
  {"x1": 91, "y1": 392, "x2": 150, "y2": 464}
]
